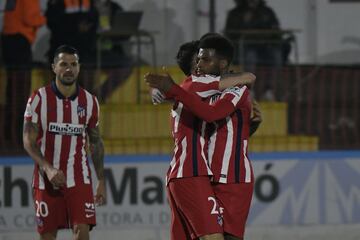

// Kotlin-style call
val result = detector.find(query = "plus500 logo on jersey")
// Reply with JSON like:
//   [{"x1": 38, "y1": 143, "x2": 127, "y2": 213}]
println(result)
[{"x1": 49, "y1": 122, "x2": 84, "y2": 135}]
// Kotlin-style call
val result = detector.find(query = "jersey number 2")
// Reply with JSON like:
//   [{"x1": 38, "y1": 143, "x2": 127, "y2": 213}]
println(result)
[{"x1": 208, "y1": 196, "x2": 219, "y2": 215}]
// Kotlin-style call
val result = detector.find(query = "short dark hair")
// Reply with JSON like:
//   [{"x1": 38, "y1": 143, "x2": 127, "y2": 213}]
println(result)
[
  {"x1": 53, "y1": 45, "x2": 79, "y2": 63},
  {"x1": 198, "y1": 34, "x2": 234, "y2": 64},
  {"x1": 175, "y1": 40, "x2": 199, "y2": 76},
  {"x1": 199, "y1": 32, "x2": 222, "y2": 41}
]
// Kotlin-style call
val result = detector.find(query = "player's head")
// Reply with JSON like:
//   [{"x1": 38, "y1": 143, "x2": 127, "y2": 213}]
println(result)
[
  {"x1": 234, "y1": 0, "x2": 248, "y2": 8},
  {"x1": 52, "y1": 45, "x2": 80, "y2": 86},
  {"x1": 199, "y1": 32, "x2": 222, "y2": 41},
  {"x1": 197, "y1": 34, "x2": 234, "y2": 76},
  {"x1": 248, "y1": 0, "x2": 263, "y2": 8},
  {"x1": 176, "y1": 40, "x2": 200, "y2": 76}
]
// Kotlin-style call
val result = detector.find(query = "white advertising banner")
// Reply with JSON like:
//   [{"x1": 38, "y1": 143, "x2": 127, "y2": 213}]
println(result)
[{"x1": 0, "y1": 151, "x2": 360, "y2": 235}]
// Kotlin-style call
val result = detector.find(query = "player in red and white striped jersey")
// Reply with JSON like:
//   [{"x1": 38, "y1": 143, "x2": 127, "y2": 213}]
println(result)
[
  {"x1": 23, "y1": 45, "x2": 105, "y2": 240},
  {"x1": 146, "y1": 35, "x2": 257, "y2": 240},
  {"x1": 146, "y1": 37, "x2": 256, "y2": 240}
]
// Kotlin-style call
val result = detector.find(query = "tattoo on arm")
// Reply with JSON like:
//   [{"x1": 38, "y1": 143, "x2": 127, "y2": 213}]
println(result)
[
  {"x1": 88, "y1": 126, "x2": 105, "y2": 180},
  {"x1": 23, "y1": 121, "x2": 47, "y2": 168}
]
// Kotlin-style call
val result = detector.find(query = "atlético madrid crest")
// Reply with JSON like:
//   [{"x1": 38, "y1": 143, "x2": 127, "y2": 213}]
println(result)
[{"x1": 77, "y1": 106, "x2": 86, "y2": 118}]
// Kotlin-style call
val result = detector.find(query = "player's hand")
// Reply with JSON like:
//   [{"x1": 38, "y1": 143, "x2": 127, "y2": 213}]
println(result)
[
  {"x1": 251, "y1": 100, "x2": 262, "y2": 123},
  {"x1": 144, "y1": 72, "x2": 175, "y2": 93},
  {"x1": 44, "y1": 165, "x2": 66, "y2": 188},
  {"x1": 94, "y1": 179, "x2": 106, "y2": 206},
  {"x1": 151, "y1": 88, "x2": 165, "y2": 105}
]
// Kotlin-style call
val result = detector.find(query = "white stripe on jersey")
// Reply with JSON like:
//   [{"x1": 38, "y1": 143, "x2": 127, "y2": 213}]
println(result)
[
  {"x1": 191, "y1": 74, "x2": 220, "y2": 84},
  {"x1": 76, "y1": 91, "x2": 93, "y2": 184},
  {"x1": 85, "y1": 92, "x2": 93, "y2": 125},
  {"x1": 26, "y1": 94, "x2": 40, "y2": 123},
  {"x1": 81, "y1": 147, "x2": 90, "y2": 184},
  {"x1": 39, "y1": 87, "x2": 47, "y2": 189},
  {"x1": 66, "y1": 99, "x2": 78, "y2": 187},
  {"x1": 171, "y1": 103, "x2": 183, "y2": 134},
  {"x1": 221, "y1": 86, "x2": 246, "y2": 107},
  {"x1": 83, "y1": 93, "x2": 94, "y2": 184},
  {"x1": 219, "y1": 117, "x2": 234, "y2": 184},
  {"x1": 243, "y1": 140, "x2": 251, "y2": 183},
  {"x1": 81, "y1": 123, "x2": 89, "y2": 184},
  {"x1": 200, "y1": 121, "x2": 212, "y2": 174},
  {"x1": 176, "y1": 138, "x2": 187, "y2": 178},
  {"x1": 53, "y1": 98, "x2": 63, "y2": 170},
  {"x1": 207, "y1": 122, "x2": 218, "y2": 167},
  {"x1": 196, "y1": 89, "x2": 222, "y2": 98},
  {"x1": 169, "y1": 143, "x2": 178, "y2": 174},
  {"x1": 94, "y1": 97, "x2": 100, "y2": 127},
  {"x1": 191, "y1": 75, "x2": 221, "y2": 97}
]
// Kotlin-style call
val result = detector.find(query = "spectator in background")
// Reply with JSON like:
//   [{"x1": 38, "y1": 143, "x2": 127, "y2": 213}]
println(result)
[
  {"x1": 224, "y1": 0, "x2": 248, "y2": 65},
  {"x1": 95, "y1": 0, "x2": 133, "y2": 102},
  {"x1": 46, "y1": 0, "x2": 99, "y2": 94},
  {"x1": 46, "y1": 0, "x2": 98, "y2": 64},
  {"x1": 96, "y1": 0, "x2": 124, "y2": 56},
  {"x1": 225, "y1": 0, "x2": 291, "y2": 100},
  {"x1": 1, "y1": 0, "x2": 46, "y2": 147}
]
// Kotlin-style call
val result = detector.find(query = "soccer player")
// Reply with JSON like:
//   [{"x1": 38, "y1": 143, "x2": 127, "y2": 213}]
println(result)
[
  {"x1": 151, "y1": 38, "x2": 261, "y2": 134},
  {"x1": 23, "y1": 45, "x2": 105, "y2": 240},
  {"x1": 146, "y1": 39, "x2": 256, "y2": 240},
  {"x1": 146, "y1": 34, "x2": 255, "y2": 240}
]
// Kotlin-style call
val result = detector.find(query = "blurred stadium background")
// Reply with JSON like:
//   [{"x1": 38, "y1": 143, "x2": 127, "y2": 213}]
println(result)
[{"x1": 0, "y1": 0, "x2": 360, "y2": 239}]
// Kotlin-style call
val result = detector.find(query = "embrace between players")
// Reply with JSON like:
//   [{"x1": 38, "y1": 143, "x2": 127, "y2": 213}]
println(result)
[
  {"x1": 145, "y1": 33, "x2": 262, "y2": 240},
  {"x1": 22, "y1": 33, "x2": 261, "y2": 240}
]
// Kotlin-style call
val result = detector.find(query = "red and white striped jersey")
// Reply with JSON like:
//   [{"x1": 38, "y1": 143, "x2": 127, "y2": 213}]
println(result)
[
  {"x1": 167, "y1": 83, "x2": 254, "y2": 184},
  {"x1": 207, "y1": 87, "x2": 254, "y2": 184},
  {"x1": 24, "y1": 81, "x2": 99, "y2": 189},
  {"x1": 166, "y1": 75, "x2": 221, "y2": 183}
]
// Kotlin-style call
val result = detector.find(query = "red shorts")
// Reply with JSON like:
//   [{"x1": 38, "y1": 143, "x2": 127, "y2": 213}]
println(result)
[
  {"x1": 167, "y1": 176, "x2": 223, "y2": 240},
  {"x1": 212, "y1": 182, "x2": 254, "y2": 238},
  {"x1": 33, "y1": 183, "x2": 96, "y2": 234}
]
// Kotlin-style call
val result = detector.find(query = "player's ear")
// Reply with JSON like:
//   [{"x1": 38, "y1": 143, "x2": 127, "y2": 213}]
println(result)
[{"x1": 51, "y1": 63, "x2": 55, "y2": 72}]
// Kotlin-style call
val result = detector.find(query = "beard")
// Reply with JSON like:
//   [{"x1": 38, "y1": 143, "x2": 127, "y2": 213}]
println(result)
[
  {"x1": 59, "y1": 74, "x2": 77, "y2": 86},
  {"x1": 207, "y1": 66, "x2": 221, "y2": 76}
]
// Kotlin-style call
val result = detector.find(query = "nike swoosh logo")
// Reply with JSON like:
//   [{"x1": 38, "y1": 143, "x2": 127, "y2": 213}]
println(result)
[{"x1": 86, "y1": 214, "x2": 94, "y2": 218}]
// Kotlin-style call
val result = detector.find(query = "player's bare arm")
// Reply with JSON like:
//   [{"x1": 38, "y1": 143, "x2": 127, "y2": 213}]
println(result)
[
  {"x1": 145, "y1": 73, "x2": 247, "y2": 122},
  {"x1": 23, "y1": 121, "x2": 66, "y2": 187},
  {"x1": 145, "y1": 73, "x2": 177, "y2": 92},
  {"x1": 219, "y1": 72, "x2": 256, "y2": 90},
  {"x1": 88, "y1": 126, "x2": 106, "y2": 205},
  {"x1": 249, "y1": 99, "x2": 262, "y2": 136}
]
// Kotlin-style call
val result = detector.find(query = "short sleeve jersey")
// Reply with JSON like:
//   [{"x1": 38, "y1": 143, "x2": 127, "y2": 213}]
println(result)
[
  {"x1": 166, "y1": 75, "x2": 220, "y2": 183},
  {"x1": 207, "y1": 86, "x2": 254, "y2": 184},
  {"x1": 24, "y1": 81, "x2": 99, "y2": 189}
]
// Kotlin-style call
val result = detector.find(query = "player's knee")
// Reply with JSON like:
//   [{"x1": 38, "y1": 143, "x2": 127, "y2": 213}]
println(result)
[
  {"x1": 73, "y1": 224, "x2": 90, "y2": 240},
  {"x1": 40, "y1": 231, "x2": 57, "y2": 240},
  {"x1": 224, "y1": 233, "x2": 243, "y2": 240},
  {"x1": 200, "y1": 233, "x2": 224, "y2": 240}
]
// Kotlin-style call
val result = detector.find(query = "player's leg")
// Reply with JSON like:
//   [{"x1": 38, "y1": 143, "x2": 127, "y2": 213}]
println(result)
[
  {"x1": 212, "y1": 183, "x2": 253, "y2": 240},
  {"x1": 200, "y1": 233, "x2": 224, "y2": 240},
  {"x1": 73, "y1": 223, "x2": 90, "y2": 240},
  {"x1": 167, "y1": 188, "x2": 192, "y2": 240},
  {"x1": 33, "y1": 187, "x2": 67, "y2": 239},
  {"x1": 168, "y1": 176, "x2": 224, "y2": 240},
  {"x1": 65, "y1": 184, "x2": 95, "y2": 240},
  {"x1": 224, "y1": 233, "x2": 242, "y2": 240},
  {"x1": 40, "y1": 231, "x2": 57, "y2": 240}
]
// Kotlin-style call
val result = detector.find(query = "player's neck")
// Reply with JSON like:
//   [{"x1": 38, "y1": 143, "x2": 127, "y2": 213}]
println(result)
[{"x1": 55, "y1": 80, "x2": 77, "y2": 98}]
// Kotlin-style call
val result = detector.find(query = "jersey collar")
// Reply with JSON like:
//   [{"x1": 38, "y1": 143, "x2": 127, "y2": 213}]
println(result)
[{"x1": 51, "y1": 81, "x2": 79, "y2": 101}]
